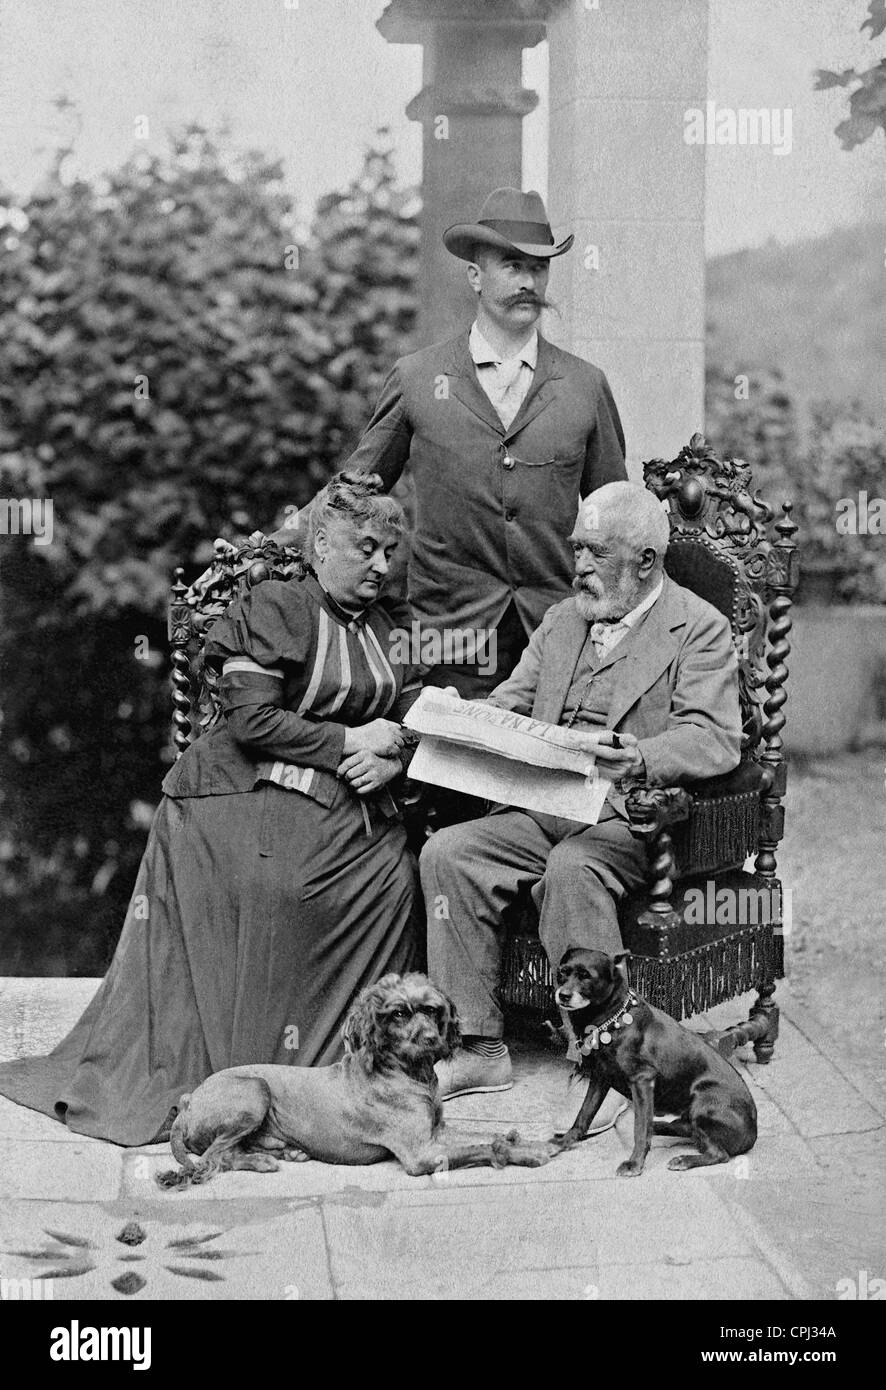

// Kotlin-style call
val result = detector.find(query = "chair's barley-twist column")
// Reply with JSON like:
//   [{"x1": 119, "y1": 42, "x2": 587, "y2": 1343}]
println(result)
[
  {"x1": 644, "y1": 828, "x2": 680, "y2": 928},
  {"x1": 627, "y1": 787, "x2": 691, "y2": 937},
  {"x1": 168, "y1": 567, "x2": 193, "y2": 759},
  {"x1": 755, "y1": 502, "x2": 798, "y2": 881},
  {"x1": 746, "y1": 502, "x2": 797, "y2": 1062}
]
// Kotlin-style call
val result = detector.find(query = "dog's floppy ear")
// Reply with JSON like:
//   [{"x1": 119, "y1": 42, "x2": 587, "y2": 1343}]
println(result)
[
  {"x1": 342, "y1": 984, "x2": 383, "y2": 1072},
  {"x1": 342, "y1": 996, "x2": 370, "y2": 1066},
  {"x1": 439, "y1": 991, "x2": 461, "y2": 1058},
  {"x1": 611, "y1": 950, "x2": 632, "y2": 988}
]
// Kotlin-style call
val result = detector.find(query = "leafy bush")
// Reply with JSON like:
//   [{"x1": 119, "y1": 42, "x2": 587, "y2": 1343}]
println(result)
[
  {"x1": 804, "y1": 403, "x2": 886, "y2": 602},
  {"x1": 0, "y1": 126, "x2": 418, "y2": 973},
  {"x1": 706, "y1": 363, "x2": 886, "y2": 604},
  {"x1": 705, "y1": 362, "x2": 798, "y2": 506}
]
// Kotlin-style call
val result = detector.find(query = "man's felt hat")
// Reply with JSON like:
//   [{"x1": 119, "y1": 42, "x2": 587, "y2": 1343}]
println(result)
[{"x1": 443, "y1": 187, "x2": 574, "y2": 262}]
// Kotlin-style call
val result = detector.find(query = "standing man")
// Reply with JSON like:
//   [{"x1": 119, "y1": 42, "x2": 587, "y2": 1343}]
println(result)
[{"x1": 344, "y1": 187, "x2": 627, "y2": 707}]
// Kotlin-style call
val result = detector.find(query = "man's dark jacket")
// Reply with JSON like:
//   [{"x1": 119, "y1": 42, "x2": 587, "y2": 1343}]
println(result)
[{"x1": 345, "y1": 330, "x2": 627, "y2": 638}]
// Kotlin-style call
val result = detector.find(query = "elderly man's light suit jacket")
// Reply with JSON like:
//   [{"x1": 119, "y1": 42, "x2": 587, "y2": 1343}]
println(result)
[
  {"x1": 487, "y1": 576, "x2": 742, "y2": 800},
  {"x1": 344, "y1": 331, "x2": 626, "y2": 639}
]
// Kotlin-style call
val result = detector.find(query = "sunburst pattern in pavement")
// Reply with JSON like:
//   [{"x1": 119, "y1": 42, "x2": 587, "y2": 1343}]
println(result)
[{"x1": 3, "y1": 1218, "x2": 253, "y2": 1294}]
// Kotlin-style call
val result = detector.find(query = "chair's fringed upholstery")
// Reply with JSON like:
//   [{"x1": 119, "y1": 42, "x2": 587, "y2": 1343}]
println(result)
[
  {"x1": 629, "y1": 926, "x2": 783, "y2": 1019},
  {"x1": 501, "y1": 925, "x2": 784, "y2": 1022},
  {"x1": 677, "y1": 790, "x2": 761, "y2": 874}
]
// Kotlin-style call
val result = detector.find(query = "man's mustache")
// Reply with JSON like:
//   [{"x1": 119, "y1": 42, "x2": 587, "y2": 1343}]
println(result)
[{"x1": 505, "y1": 294, "x2": 549, "y2": 309}]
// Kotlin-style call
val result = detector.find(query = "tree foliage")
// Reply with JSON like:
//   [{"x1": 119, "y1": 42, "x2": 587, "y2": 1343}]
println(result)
[
  {"x1": 705, "y1": 362, "x2": 797, "y2": 504},
  {"x1": 705, "y1": 361, "x2": 886, "y2": 603},
  {"x1": 816, "y1": 0, "x2": 886, "y2": 150},
  {"x1": 0, "y1": 126, "x2": 418, "y2": 972}
]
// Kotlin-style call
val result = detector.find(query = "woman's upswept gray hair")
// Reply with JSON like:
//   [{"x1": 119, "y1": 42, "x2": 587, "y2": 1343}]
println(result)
[{"x1": 309, "y1": 470, "x2": 405, "y2": 549}]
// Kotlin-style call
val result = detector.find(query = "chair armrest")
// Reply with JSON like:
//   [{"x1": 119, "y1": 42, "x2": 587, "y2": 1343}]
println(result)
[
  {"x1": 627, "y1": 767, "x2": 765, "y2": 891},
  {"x1": 625, "y1": 785, "x2": 691, "y2": 841},
  {"x1": 623, "y1": 786, "x2": 689, "y2": 928}
]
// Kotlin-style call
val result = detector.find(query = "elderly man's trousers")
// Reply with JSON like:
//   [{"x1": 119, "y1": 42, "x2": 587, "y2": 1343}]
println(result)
[{"x1": 420, "y1": 806, "x2": 649, "y2": 1038}]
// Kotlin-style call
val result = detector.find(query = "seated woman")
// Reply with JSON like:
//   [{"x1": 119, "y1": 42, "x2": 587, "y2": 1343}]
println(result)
[{"x1": 0, "y1": 472, "x2": 423, "y2": 1146}]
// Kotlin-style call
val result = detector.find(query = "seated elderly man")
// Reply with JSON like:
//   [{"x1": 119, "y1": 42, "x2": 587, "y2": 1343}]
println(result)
[{"x1": 420, "y1": 480, "x2": 742, "y2": 1119}]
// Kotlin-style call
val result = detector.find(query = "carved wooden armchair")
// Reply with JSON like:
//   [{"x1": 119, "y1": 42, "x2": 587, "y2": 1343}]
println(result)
[
  {"x1": 499, "y1": 433, "x2": 798, "y2": 1063},
  {"x1": 167, "y1": 532, "x2": 308, "y2": 754}
]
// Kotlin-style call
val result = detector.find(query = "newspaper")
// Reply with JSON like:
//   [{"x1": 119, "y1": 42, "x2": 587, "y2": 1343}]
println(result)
[{"x1": 404, "y1": 688, "x2": 612, "y2": 824}]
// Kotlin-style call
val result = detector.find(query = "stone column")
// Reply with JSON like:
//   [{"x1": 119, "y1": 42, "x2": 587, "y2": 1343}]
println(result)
[
  {"x1": 377, "y1": 0, "x2": 547, "y2": 345},
  {"x1": 545, "y1": 0, "x2": 709, "y2": 476}
]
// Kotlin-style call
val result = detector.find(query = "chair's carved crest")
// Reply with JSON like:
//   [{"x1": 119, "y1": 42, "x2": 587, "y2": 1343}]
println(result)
[
  {"x1": 645, "y1": 431, "x2": 773, "y2": 547},
  {"x1": 168, "y1": 532, "x2": 307, "y2": 749},
  {"x1": 186, "y1": 532, "x2": 308, "y2": 630}
]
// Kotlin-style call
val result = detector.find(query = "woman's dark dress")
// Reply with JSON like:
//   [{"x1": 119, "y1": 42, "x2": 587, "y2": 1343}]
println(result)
[{"x1": 0, "y1": 575, "x2": 422, "y2": 1145}]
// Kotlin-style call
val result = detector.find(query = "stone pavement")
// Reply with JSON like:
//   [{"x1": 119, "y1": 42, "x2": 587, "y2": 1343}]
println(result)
[{"x1": 0, "y1": 976, "x2": 883, "y2": 1301}]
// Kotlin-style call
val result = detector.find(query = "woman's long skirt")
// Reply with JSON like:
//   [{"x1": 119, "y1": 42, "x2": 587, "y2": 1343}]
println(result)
[{"x1": 0, "y1": 783, "x2": 420, "y2": 1146}]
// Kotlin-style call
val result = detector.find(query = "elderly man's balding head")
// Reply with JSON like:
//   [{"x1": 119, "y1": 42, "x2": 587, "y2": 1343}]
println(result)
[{"x1": 570, "y1": 482, "x2": 670, "y2": 622}]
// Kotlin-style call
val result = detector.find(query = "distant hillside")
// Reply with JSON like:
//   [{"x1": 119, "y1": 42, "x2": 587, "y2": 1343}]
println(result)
[{"x1": 706, "y1": 221, "x2": 886, "y2": 427}]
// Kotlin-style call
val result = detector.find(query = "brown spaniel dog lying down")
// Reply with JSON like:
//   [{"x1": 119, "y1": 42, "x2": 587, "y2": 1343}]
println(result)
[{"x1": 157, "y1": 973, "x2": 560, "y2": 1188}]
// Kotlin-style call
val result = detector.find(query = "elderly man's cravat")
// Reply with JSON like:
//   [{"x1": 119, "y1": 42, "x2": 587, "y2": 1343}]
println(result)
[
  {"x1": 589, "y1": 618, "x2": 629, "y2": 659},
  {"x1": 587, "y1": 578, "x2": 665, "y2": 658}
]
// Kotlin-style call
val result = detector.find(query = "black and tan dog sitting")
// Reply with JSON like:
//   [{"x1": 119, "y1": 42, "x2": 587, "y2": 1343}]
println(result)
[
  {"x1": 157, "y1": 973, "x2": 560, "y2": 1189},
  {"x1": 554, "y1": 948, "x2": 757, "y2": 1177}
]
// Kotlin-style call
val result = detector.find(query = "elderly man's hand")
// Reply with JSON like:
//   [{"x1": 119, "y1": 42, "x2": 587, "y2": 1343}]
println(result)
[{"x1": 567, "y1": 730, "x2": 645, "y2": 783}]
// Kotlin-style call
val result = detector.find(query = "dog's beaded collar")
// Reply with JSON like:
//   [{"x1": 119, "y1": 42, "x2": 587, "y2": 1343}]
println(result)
[{"x1": 576, "y1": 989, "x2": 639, "y2": 1057}]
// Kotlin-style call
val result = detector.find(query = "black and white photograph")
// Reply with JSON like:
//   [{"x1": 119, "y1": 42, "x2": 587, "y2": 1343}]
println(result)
[{"x1": 0, "y1": 0, "x2": 884, "y2": 1337}]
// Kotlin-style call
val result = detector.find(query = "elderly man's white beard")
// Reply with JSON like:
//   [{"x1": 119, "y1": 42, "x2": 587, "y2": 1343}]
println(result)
[{"x1": 573, "y1": 569, "x2": 646, "y2": 622}]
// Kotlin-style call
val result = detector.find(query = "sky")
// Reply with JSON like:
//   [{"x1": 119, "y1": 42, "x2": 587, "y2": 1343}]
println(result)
[{"x1": 0, "y1": 0, "x2": 882, "y2": 255}]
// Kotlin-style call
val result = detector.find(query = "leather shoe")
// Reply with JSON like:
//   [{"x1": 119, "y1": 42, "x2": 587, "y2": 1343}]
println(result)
[
  {"x1": 435, "y1": 1047, "x2": 513, "y2": 1100},
  {"x1": 553, "y1": 1086, "x2": 629, "y2": 1137}
]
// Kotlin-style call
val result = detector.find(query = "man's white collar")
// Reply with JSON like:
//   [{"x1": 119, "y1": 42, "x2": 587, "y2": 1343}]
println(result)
[
  {"x1": 620, "y1": 575, "x2": 664, "y2": 630},
  {"x1": 469, "y1": 321, "x2": 538, "y2": 369}
]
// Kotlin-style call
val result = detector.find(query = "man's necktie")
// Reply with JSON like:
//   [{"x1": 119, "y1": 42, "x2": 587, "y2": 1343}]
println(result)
[{"x1": 589, "y1": 619, "x2": 628, "y2": 657}]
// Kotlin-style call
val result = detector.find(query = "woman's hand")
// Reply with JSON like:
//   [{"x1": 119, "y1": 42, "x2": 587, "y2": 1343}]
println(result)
[
  {"x1": 337, "y1": 750, "x2": 402, "y2": 796},
  {"x1": 342, "y1": 719, "x2": 405, "y2": 759}
]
